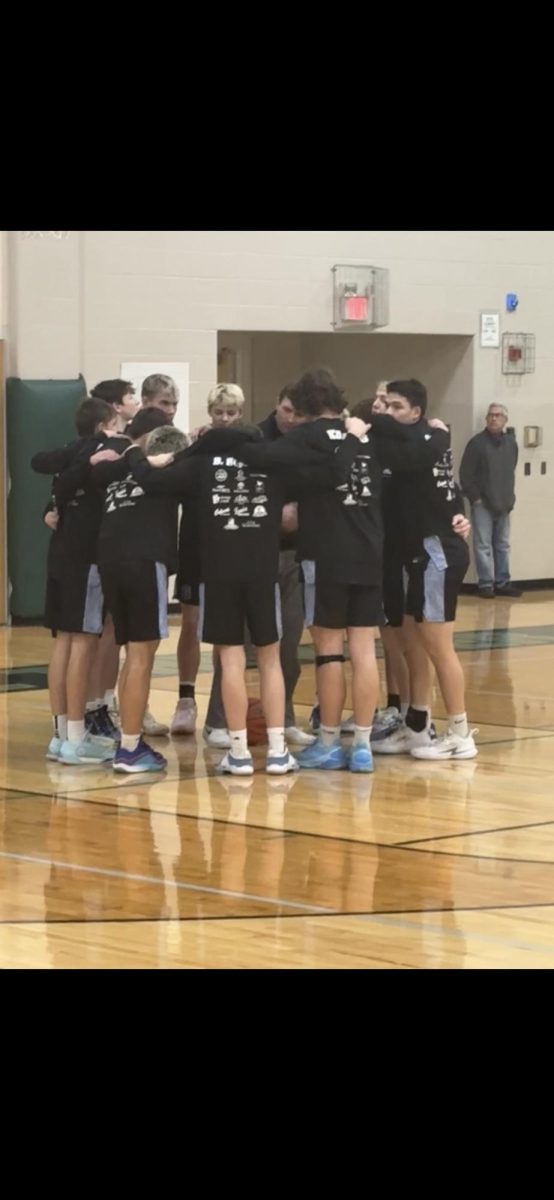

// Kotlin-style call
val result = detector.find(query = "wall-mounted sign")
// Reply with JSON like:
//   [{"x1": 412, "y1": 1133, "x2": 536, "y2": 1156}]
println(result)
[{"x1": 480, "y1": 312, "x2": 501, "y2": 348}]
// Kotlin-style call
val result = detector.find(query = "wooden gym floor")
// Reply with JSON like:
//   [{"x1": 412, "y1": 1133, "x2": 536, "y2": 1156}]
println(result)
[{"x1": 1, "y1": 591, "x2": 554, "y2": 969}]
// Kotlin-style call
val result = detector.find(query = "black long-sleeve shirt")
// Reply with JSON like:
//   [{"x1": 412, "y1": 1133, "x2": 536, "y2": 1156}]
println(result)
[
  {"x1": 32, "y1": 436, "x2": 109, "y2": 570},
  {"x1": 368, "y1": 417, "x2": 464, "y2": 558},
  {"x1": 31, "y1": 442, "x2": 84, "y2": 477},
  {"x1": 258, "y1": 410, "x2": 297, "y2": 551},
  {"x1": 240, "y1": 416, "x2": 451, "y2": 584},
  {"x1": 126, "y1": 426, "x2": 338, "y2": 584},
  {"x1": 32, "y1": 440, "x2": 81, "y2": 579},
  {"x1": 241, "y1": 420, "x2": 383, "y2": 583},
  {"x1": 126, "y1": 429, "x2": 285, "y2": 583},
  {"x1": 92, "y1": 442, "x2": 179, "y2": 572}
]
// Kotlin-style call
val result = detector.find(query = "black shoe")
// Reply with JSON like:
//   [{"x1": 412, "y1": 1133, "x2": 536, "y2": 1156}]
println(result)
[
  {"x1": 85, "y1": 707, "x2": 104, "y2": 736},
  {"x1": 496, "y1": 584, "x2": 522, "y2": 598},
  {"x1": 477, "y1": 587, "x2": 495, "y2": 599},
  {"x1": 97, "y1": 705, "x2": 121, "y2": 742}
]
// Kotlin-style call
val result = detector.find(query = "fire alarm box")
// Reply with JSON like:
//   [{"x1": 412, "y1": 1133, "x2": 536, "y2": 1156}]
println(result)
[
  {"x1": 502, "y1": 333, "x2": 536, "y2": 375},
  {"x1": 343, "y1": 292, "x2": 370, "y2": 323},
  {"x1": 332, "y1": 264, "x2": 389, "y2": 331}
]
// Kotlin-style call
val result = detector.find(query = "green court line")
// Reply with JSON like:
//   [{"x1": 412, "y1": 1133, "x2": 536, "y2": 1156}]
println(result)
[{"x1": 3, "y1": 624, "x2": 554, "y2": 693}]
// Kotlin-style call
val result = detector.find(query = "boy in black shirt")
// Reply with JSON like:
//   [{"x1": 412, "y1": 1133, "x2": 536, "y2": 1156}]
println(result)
[
  {"x1": 128, "y1": 424, "x2": 332, "y2": 776},
  {"x1": 374, "y1": 380, "x2": 477, "y2": 761},
  {"x1": 32, "y1": 398, "x2": 119, "y2": 766},
  {"x1": 90, "y1": 379, "x2": 140, "y2": 432},
  {"x1": 240, "y1": 369, "x2": 451, "y2": 773},
  {"x1": 205, "y1": 383, "x2": 316, "y2": 749},
  {"x1": 91, "y1": 408, "x2": 178, "y2": 774},
  {"x1": 174, "y1": 385, "x2": 245, "y2": 743},
  {"x1": 241, "y1": 371, "x2": 383, "y2": 773},
  {"x1": 141, "y1": 373, "x2": 179, "y2": 425}
]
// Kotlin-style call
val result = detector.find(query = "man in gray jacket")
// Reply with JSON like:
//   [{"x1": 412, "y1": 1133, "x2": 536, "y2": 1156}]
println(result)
[{"x1": 460, "y1": 404, "x2": 521, "y2": 598}]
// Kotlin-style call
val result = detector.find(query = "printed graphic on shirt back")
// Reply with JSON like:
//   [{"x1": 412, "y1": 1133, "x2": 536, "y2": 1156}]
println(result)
[
  {"x1": 105, "y1": 475, "x2": 145, "y2": 514},
  {"x1": 432, "y1": 448, "x2": 456, "y2": 502},
  {"x1": 327, "y1": 430, "x2": 374, "y2": 508},
  {"x1": 210, "y1": 457, "x2": 269, "y2": 530}
]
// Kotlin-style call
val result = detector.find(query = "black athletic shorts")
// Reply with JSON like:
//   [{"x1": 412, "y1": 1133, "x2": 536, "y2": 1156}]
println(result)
[
  {"x1": 300, "y1": 561, "x2": 383, "y2": 630},
  {"x1": 45, "y1": 564, "x2": 104, "y2": 637},
  {"x1": 198, "y1": 580, "x2": 282, "y2": 647},
  {"x1": 100, "y1": 560, "x2": 169, "y2": 646},
  {"x1": 405, "y1": 536, "x2": 469, "y2": 624},
  {"x1": 382, "y1": 548, "x2": 406, "y2": 628}
]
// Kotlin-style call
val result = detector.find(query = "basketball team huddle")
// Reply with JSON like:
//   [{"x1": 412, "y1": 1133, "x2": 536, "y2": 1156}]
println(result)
[{"x1": 32, "y1": 368, "x2": 477, "y2": 777}]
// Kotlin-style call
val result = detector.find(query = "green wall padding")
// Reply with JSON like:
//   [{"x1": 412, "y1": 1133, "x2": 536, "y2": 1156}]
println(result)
[{"x1": 7, "y1": 376, "x2": 87, "y2": 620}]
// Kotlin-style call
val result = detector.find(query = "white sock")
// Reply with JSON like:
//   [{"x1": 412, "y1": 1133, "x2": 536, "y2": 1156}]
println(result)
[
  {"x1": 230, "y1": 730, "x2": 250, "y2": 759},
  {"x1": 267, "y1": 728, "x2": 286, "y2": 757},
  {"x1": 105, "y1": 690, "x2": 116, "y2": 709},
  {"x1": 353, "y1": 726, "x2": 372, "y2": 748},
  {"x1": 400, "y1": 703, "x2": 409, "y2": 719},
  {"x1": 53, "y1": 715, "x2": 68, "y2": 741},
  {"x1": 67, "y1": 720, "x2": 86, "y2": 745},
  {"x1": 320, "y1": 725, "x2": 341, "y2": 748},
  {"x1": 121, "y1": 734, "x2": 140, "y2": 753},
  {"x1": 449, "y1": 713, "x2": 469, "y2": 739}
]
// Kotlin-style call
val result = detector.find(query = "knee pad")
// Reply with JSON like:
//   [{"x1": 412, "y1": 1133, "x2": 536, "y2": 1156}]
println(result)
[{"x1": 316, "y1": 655, "x2": 346, "y2": 669}]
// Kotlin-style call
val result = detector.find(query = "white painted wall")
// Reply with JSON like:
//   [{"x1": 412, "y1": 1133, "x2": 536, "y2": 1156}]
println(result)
[
  {"x1": 6, "y1": 230, "x2": 554, "y2": 578},
  {"x1": 0, "y1": 231, "x2": 8, "y2": 341}
]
